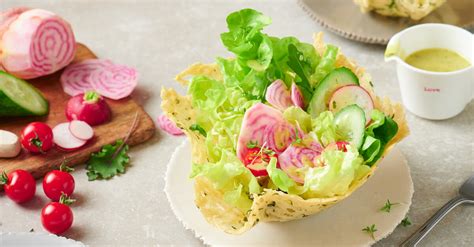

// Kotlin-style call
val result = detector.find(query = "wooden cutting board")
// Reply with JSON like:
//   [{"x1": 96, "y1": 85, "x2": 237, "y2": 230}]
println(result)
[{"x1": 0, "y1": 43, "x2": 155, "y2": 179}]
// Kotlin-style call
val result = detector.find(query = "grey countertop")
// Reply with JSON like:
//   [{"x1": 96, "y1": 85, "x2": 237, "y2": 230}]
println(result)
[{"x1": 0, "y1": 0, "x2": 472, "y2": 246}]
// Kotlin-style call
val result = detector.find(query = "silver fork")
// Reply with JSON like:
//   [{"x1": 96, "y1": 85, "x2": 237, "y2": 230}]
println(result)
[{"x1": 402, "y1": 175, "x2": 474, "y2": 247}]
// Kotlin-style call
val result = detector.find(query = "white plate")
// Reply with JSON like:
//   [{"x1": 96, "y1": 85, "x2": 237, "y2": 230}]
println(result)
[
  {"x1": 0, "y1": 232, "x2": 85, "y2": 246},
  {"x1": 165, "y1": 141, "x2": 414, "y2": 246}
]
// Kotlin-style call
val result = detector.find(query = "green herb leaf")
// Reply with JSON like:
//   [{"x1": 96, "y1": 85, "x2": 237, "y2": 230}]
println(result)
[
  {"x1": 362, "y1": 224, "x2": 377, "y2": 240},
  {"x1": 287, "y1": 43, "x2": 313, "y2": 103},
  {"x1": 246, "y1": 140, "x2": 259, "y2": 149},
  {"x1": 380, "y1": 199, "x2": 399, "y2": 213},
  {"x1": 86, "y1": 140, "x2": 130, "y2": 181},
  {"x1": 400, "y1": 217, "x2": 412, "y2": 227},
  {"x1": 190, "y1": 124, "x2": 207, "y2": 137}
]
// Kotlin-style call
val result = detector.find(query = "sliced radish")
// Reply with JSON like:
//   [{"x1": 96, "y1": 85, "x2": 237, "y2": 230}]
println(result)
[
  {"x1": 329, "y1": 85, "x2": 374, "y2": 124},
  {"x1": 60, "y1": 59, "x2": 114, "y2": 96},
  {"x1": 69, "y1": 120, "x2": 94, "y2": 140},
  {"x1": 53, "y1": 122, "x2": 87, "y2": 151},
  {"x1": 291, "y1": 83, "x2": 304, "y2": 108},
  {"x1": 90, "y1": 63, "x2": 138, "y2": 100},
  {"x1": 265, "y1": 79, "x2": 292, "y2": 111},
  {"x1": 157, "y1": 114, "x2": 184, "y2": 136}
]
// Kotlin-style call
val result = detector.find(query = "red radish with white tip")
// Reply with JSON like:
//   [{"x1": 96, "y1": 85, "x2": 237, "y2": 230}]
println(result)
[
  {"x1": 53, "y1": 123, "x2": 87, "y2": 151},
  {"x1": 69, "y1": 120, "x2": 94, "y2": 141},
  {"x1": 329, "y1": 85, "x2": 374, "y2": 124},
  {"x1": 66, "y1": 91, "x2": 111, "y2": 126}
]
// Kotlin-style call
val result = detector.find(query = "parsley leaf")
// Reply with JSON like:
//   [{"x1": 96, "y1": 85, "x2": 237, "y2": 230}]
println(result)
[
  {"x1": 86, "y1": 140, "x2": 130, "y2": 181},
  {"x1": 190, "y1": 124, "x2": 207, "y2": 137},
  {"x1": 400, "y1": 217, "x2": 412, "y2": 227},
  {"x1": 362, "y1": 224, "x2": 377, "y2": 240},
  {"x1": 380, "y1": 199, "x2": 399, "y2": 213}
]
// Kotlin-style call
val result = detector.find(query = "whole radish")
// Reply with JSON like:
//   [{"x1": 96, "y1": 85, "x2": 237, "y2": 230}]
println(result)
[{"x1": 66, "y1": 91, "x2": 111, "y2": 126}]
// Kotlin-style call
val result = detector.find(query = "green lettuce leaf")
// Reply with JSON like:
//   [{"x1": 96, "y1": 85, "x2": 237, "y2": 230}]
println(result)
[
  {"x1": 311, "y1": 111, "x2": 337, "y2": 146},
  {"x1": 303, "y1": 145, "x2": 368, "y2": 198},
  {"x1": 266, "y1": 158, "x2": 305, "y2": 195},
  {"x1": 362, "y1": 109, "x2": 399, "y2": 166},
  {"x1": 190, "y1": 150, "x2": 261, "y2": 212},
  {"x1": 283, "y1": 106, "x2": 312, "y2": 133},
  {"x1": 310, "y1": 44, "x2": 338, "y2": 86}
]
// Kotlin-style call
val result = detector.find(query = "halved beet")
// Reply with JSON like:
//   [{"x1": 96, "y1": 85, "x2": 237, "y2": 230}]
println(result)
[
  {"x1": 265, "y1": 79, "x2": 292, "y2": 111},
  {"x1": 236, "y1": 103, "x2": 300, "y2": 164},
  {"x1": 53, "y1": 122, "x2": 87, "y2": 151},
  {"x1": 69, "y1": 120, "x2": 94, "y2": 141}
]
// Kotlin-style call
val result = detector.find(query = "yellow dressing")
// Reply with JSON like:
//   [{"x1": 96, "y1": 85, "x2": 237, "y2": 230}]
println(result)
[{"x1": 405, "y1": 48, "x2": 470, "y2": 72}]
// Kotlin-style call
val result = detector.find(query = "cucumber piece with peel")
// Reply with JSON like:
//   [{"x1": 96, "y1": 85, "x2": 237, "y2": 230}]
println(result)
[
  {"x1": 308, "y1": 67, "x2": 359, "y2": 118},
  {"x1": 334, "y1": 104, "x2": 366, "y2": 149},
  {"x1": 0, "y1": 71, "x2": 49, "y2": 116}
]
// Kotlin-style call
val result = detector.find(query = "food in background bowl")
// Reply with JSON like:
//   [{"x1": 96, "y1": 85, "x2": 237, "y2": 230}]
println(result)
[
  {"x1": 353, "y1": 0, "x2": 446, "y2": 20},
  {"x1": 161, "y1": 9, "x2": 409, "y2": 234}
]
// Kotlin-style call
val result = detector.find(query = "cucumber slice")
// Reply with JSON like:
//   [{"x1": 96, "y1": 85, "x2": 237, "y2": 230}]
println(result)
[
  {"x1": 308, "y1": 67, "x2": 359, "y2": 118},
  {"x1": 0, "y1": 71, "x2": 49, "y2": 116},
  {"x1": 334, "y1": 104, "x2": 365, "y2": 149}
]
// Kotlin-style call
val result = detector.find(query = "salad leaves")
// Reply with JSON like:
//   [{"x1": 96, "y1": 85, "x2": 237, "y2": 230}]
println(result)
[
  {"x1": 185, "y1": 8, "x2": 400, "y2": 211},
  {"x1": 190, "y1": 150, "x2": 261, "y2": 212}
]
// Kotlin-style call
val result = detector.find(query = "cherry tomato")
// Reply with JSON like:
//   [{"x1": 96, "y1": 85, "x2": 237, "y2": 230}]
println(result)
[
  {"x1": 0, "y1": 169, "x2": 36, "y2": 203},
  {"x1": 20, "y1": 122, "x2": 54, "y2": 153},
  {"x1": 41, "y1": 195, "x2": 74, "y2": 235},
  {"x1": 243, "y1": 147, "x2": 278, "y2": 177},
  {"x1": 43, "y1": 165, "x2": 75, "y2": 201},
  {"x1": 326, "y1": 141, "x2": 349, "y2": 152}
]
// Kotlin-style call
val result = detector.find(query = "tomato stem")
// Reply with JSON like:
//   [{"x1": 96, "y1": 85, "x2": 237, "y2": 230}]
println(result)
[
  {"x1": 59, "y1": 193, "x2": 76, "y2": 205},
  {"x1": 59, "y1": 159, "x2": 74, "y2": 173},
  {"x1": 31, "y1": 131, "x2": 45, "y2": 154},
  {"x1": 0, "y1": 171, "x2": 8, "y2": 185}
]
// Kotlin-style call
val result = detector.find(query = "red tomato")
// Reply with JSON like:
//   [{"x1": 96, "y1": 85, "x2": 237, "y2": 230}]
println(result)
[
  {"x1": 243, "y1": 147, "x2": 278, "y2": 177},
  {"x1": 41, "y1": 201, "x2": 74, "y2": 235},
  {"x1": 0, "y1": 169, "x2": 36, "y2": 203},
  {"x1": 43, "y1": 169, "x2": 75, "y2": 201},
  {"x1": 20, "y1": 122, "x2": 54, "y2": 153},
  {"x1": 326, "y1": 141, "x2": 349, "y2": 152}
]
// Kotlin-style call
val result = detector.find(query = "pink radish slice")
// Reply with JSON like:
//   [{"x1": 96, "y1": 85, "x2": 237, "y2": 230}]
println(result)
[
  {"x1": 69, "y1": 120, "x2": 94, "y2": 141},
  {"x1": 53, "y1": 122, "x2": 87, "y2": 151},
  {"x1": 236, "y1": 103, "x2": 300, "y2": 163},
  {"x1": 90, "y1": 63, "x2": 138, "y2": 100},
  {"x1": 329, "y1": 85, "x2": 374, "y2": 124},
  {"x1": 157, "y1": 114, "x2": 184, "y2": 136},
  {"x1": 279, "y1": 142, "x2": 323, "y2": 184},
  {"x1": 61, "y1": 59, "x2": 114, "y2": 96},
  {"x1": 1, "y1": 9, "x2": 76, "y2": 79},
  {"x1": 265, "y1": 79, "x2": 292, "y2": 111},
  {"x1": 291, "y1": 83, "x2": 304, "y2": 108}
]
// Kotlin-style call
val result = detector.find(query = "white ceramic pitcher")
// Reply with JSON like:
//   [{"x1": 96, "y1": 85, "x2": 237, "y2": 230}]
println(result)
[{"x1": 385, "y1": 24, "x2": 473, "y2": 120}]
